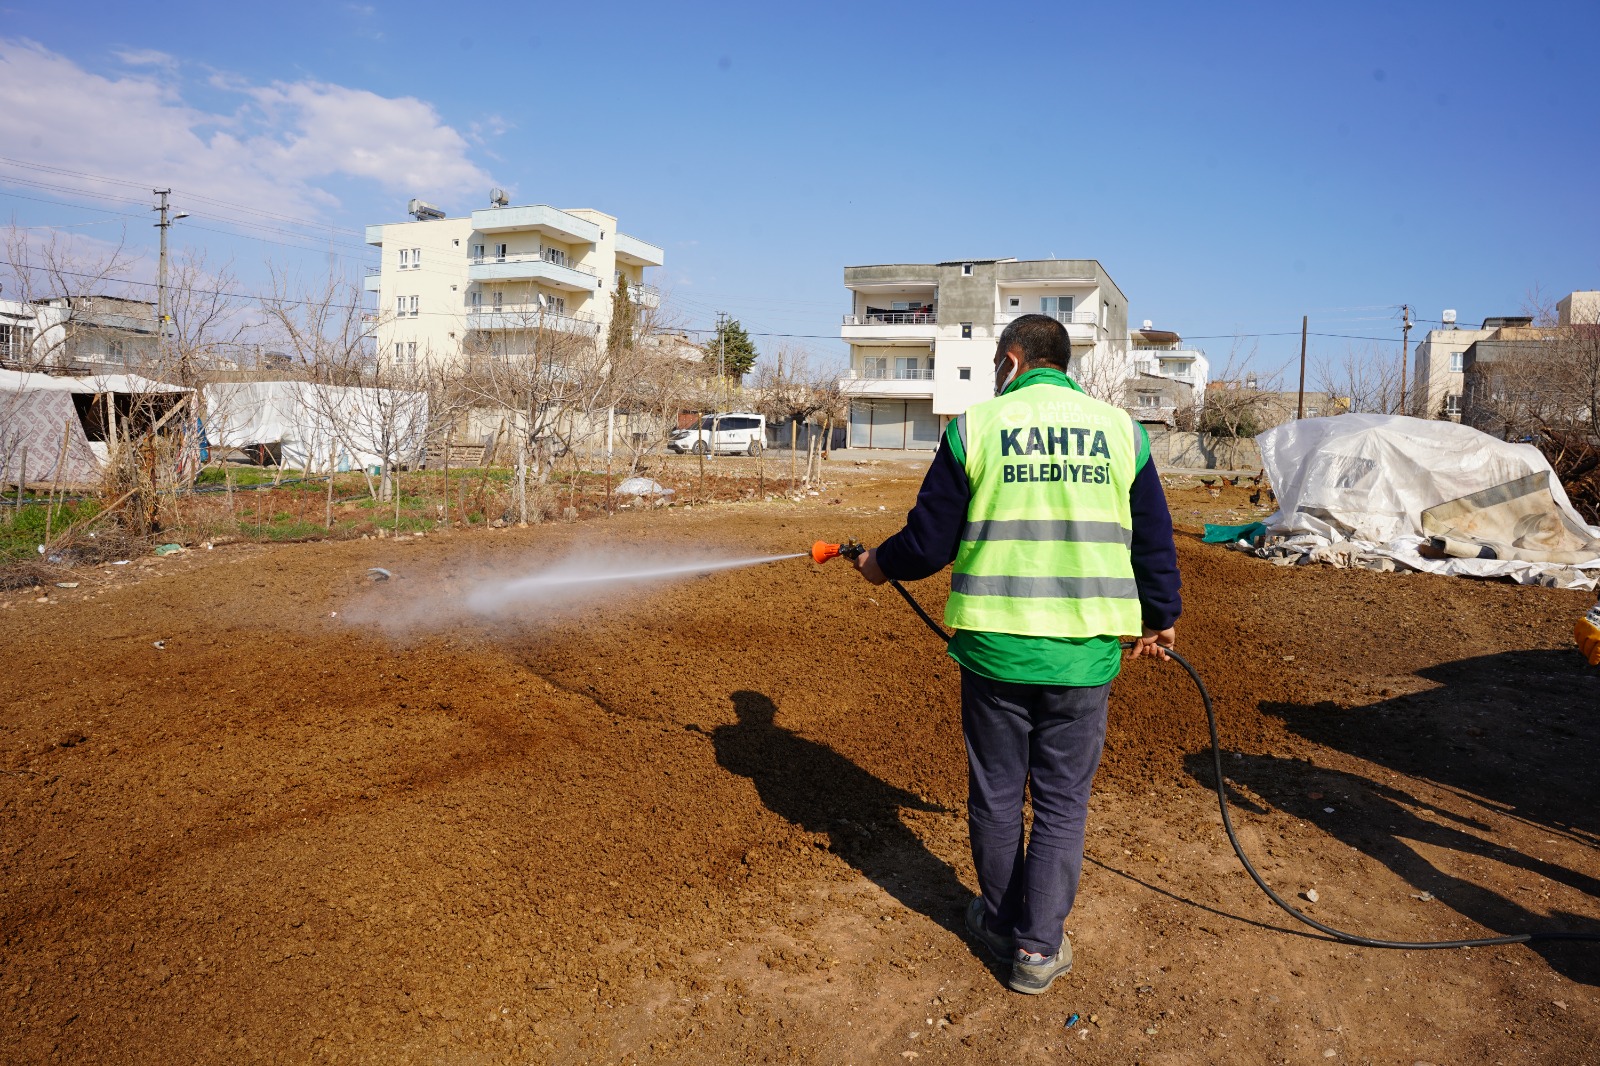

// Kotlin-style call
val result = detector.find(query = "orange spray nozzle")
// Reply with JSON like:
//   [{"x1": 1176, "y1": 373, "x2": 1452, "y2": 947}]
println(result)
[{"x1": 811, "y1": 539, "x2": 865, "y2": 564}]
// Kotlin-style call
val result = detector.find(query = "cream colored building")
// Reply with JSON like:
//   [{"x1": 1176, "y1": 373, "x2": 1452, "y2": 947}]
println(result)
[
  {"x1": 1558, "y1": 290, "x2": 1600, "y2": 326},
  {"x1": 1411, "y1": 318, "x2": 1495, "y2": 422},
  {"x1": 364, "y1": 198, "x2": 664, "y2": 369}
]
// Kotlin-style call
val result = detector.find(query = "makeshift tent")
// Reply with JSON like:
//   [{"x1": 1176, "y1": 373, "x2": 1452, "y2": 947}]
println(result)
[
  {"x1": 0, "y1": 368, "x2": 190, "y2": 489},
  {"x1": 1254, "y1": 413, "x2": 1600, "y2": 589},
  {"x1": 202, "y1": 381, "x2": 428, "y2": 473}
]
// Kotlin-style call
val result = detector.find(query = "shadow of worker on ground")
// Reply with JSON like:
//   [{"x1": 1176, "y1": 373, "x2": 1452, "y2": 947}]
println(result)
[
  {"x1": 1184, "y1": 749, "x2": 1600, "y2": 985},
  {"x1": 710, "y1": 690, "x2": 975, "y2": 945}
]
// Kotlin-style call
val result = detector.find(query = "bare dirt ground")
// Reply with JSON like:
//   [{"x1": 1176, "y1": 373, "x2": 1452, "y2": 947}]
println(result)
[{"x1": 2, "y1": 466, "x2": 1598, "y2": 1065}]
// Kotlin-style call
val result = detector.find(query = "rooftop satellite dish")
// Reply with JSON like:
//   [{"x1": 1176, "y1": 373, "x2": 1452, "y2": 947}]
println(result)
[
  {"x1": 490, "y1": 187, "x2": 509, "y2": 207},
  {"x1": 407, "y1": 198, "x2": 446, "y2": 221}
]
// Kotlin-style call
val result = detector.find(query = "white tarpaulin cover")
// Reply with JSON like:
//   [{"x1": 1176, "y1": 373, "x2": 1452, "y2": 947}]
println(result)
[
  {"x1": 1254, "y1": 414, "x2": 1600, "y2": 589},
  {"x1": 203, "y1": 381, "x2": 428, "y2": 473},
  {"x1": 1, "y1": 369, "x2": 191, "y2": 487}
]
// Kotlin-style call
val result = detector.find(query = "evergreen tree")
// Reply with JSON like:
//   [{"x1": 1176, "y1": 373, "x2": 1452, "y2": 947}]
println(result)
[
  {"x1": 606, "y1": 274, "x2": 637, "y2": 354},
  {"x1": 704, "y1": 317, "x2": 757, "y2": 379}
]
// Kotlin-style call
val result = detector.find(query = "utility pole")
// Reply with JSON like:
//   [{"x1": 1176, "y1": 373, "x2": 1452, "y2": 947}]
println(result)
[
  {"x1": 1296, "y1": 315, "x2": 1308, "y2": 420},
  {"x1": 1399, "y1": 304, "x2": 1412, "y2": 416},
  {"x1": 714, "y1": 311, "x2": 727, "y2": 461},
  {"x1": 153, "y1": 189, "x2": 189, "y2": 381}
]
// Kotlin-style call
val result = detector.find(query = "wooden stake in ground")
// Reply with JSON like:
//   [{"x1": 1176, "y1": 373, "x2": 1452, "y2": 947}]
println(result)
[
  {"x1": 43, "y1": 420, "x2": 70, "y2": 549},
  {"x1": 15, "y1": 445, "x2": 24, "y2": 518},
  {"x1": 789, "y1": 419, "x2": 797, "y2": 493},
  {"x1": 325, "y1": 447, "x2": 336, "y2": 530},
  {"x1": 442, "y1": 431, "x2": 451, "y2": 529}
]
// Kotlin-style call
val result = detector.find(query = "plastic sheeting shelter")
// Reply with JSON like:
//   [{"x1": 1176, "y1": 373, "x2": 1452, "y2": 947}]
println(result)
[
  {"x1": 0, "y1": 368, "x2": 189, "y2": 489},
  {"x1": 1255, "y1": 413, "x2": 1600, "y2": 588},
  {"x1": 202, "y1": 381, "x2": 428, "y2": 473}
]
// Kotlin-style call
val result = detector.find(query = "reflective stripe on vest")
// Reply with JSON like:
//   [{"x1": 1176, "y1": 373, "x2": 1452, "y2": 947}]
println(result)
[{"x1": 944, "y1": 379, "x2": 1142, "y2": 639}]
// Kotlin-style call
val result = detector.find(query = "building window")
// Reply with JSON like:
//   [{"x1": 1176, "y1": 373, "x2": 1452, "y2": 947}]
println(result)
[
  {"x1": 961, "y1": 263, "x2": 973, "y2": 276},
  {"x1": 1137, "y1": 392, "x2": 1161, "y2": 408},
  {"x1": 959, "y1": 367, "x2": 971, "y2": 380},
  {"x1": 471, "y1": 243, "x2": 484, "y2": 261},
  {"x1": 398, "y1": 295, "x2": 418, "y2": 317},
  {"x1": 864, "y1": 356, "x2": 887, "y2": 378},
  {"x1": 1445, "y1": 393, "x2": 1462, "y2": 415},
  {"x1": 394, "y1": 342, "x2": 404, "y2": 362},
  {"x1": 398, "y1": 248, "x2": 410, "y2": 269},
  {"x1": 108, "y1": 338, "x2": 125, "y2": 360},
  {"x1": 495, "y1": 243, "x2": 508, "y2": 261},
  {"x1": 491, "y1": 291, "x2": 502, "y2": 311},
  {"x1": 961, "y1": 322, "x2": 972, "y2": 339},
  {"x1": 1007, "y1": 296, "x2": 1020, "y2": 309},
  {"x1": 469, "y1": 290, "x2": 482, "y2": 309},
  {"x1": 1041, "y1": 296, "x2": 1074, "y2": 320},
  {"x1": 1449, "y1": 352, "x2": 1464, "y2": 373},
  {"x1": 411, "y1": 247, "x2": 421, "y2": 268},
  {"x1": 406, "y1": 341, "x2": 417, "y2": 364}
]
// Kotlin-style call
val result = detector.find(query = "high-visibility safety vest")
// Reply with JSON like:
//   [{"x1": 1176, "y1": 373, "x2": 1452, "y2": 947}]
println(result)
[{"x1": 945, "y1": 371, "x2": 1144, "y2": 639}]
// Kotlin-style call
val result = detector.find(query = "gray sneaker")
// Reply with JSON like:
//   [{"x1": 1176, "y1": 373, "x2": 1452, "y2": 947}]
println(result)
[
  {"x1": 1008, "y1": 938, "x2": 1073, "y2": 995},
  {"x1": 964, "y1": 896, "x2": 1014, "y2": 962}
]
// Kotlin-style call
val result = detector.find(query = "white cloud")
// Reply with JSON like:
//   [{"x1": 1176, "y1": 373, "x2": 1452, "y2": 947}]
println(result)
[
  {"x1": 0, "y1": 38, "x2": 490, "y2": 222},
  {"x1": 113, "y1": 48, "x2": 178, "y2": 73}
]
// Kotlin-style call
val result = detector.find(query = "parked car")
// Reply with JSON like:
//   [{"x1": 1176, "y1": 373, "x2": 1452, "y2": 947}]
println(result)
[{"x1": 668, "y1": 412, "x2": 766, "y2": 456}]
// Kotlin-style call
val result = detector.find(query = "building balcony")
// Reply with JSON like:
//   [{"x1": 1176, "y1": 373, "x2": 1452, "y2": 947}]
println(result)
[
  {"x1": 620, "y1": 281, "x2": 660, "y2": 309},
  {"x1": 856, "y1": 365, "x2": 935, "y2": 381},
  {"x1": 994, "y1": 308, "x2": 1098, "y2": 343},
  {"x1": 841, "y1": 312, "x2": 939, "y2": 345},
  {"x1": 840, "y1": 365, "x2": 936, "y2": 399},
  {"x1": 469, "y1": 205, "x2": 600, "y2": 244},
  {"x1": 363, "y1": 269, "x2": 381, "y2": 293},
  {"x1": 467, "y1": 253, "x2": 599, "y2": 292},
  {"x1": 614, "y1": 232, "x2": 665, "y2": 267},
  {"x1": 466, "y1": 308, "x2": 600, "y2": 336}
]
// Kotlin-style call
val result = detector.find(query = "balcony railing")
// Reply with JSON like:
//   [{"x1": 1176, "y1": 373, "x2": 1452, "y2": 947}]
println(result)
[
  {"x1": 995, "y1": 309, "x2": 1097, "y2": 327},
  {"x1": 467, "y1": 307, "x2": 600, "y2": 335},
  {"x1": 857, "y1": 366, "x2": 935, "y2": 380},
  {"x1": 843, "y1": 312, "x2": 936, "y2": 326},
  {"x1": 470, "y1": 252, "x2": 598, "y2": 278}
]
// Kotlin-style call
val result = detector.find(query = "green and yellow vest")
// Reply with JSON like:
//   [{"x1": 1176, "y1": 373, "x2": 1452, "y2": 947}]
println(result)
[{"x1": 945, "y1": 368, "x2": 1145, "y2": 641}]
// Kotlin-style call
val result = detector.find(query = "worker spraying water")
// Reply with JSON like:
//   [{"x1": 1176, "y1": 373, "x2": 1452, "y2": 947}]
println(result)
[
  {"x1": 812, "y1": 316, "x2": 1599, "y2": 975},
  {"x1": 821, "y1": 315, "x2": 1183, "y2": 995}
]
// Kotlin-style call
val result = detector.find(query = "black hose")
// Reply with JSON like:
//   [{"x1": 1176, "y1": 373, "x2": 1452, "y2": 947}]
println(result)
[{"x1": 884, "y1": 580, "x2": 1600, "y2": 949}]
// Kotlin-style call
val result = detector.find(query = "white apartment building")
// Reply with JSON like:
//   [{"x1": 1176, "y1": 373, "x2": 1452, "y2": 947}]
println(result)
[
  {"x1": 839, "y1": 258, "x2": 1129, "y2": 450},
  {"x1": 1123, "y1": 325, "x2": 1210, "y2": 425},
  {"x1": 365, "y1": 195, "x2": 664, "y2": 369}
]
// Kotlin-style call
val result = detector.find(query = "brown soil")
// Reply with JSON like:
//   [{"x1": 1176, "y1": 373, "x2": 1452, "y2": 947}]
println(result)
[{"x1": 2, "y1": 468, "x2": 1597, "y2": 1065}]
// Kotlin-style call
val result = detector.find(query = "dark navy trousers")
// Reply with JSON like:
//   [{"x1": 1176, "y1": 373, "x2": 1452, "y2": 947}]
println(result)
[{"x1": 961, "y1": 667, "x2": 1110, "y2": 957}]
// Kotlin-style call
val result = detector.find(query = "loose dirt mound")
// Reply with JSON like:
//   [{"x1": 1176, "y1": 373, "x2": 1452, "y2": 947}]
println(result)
[{"x1": 2, "y1": 473, "x2": 1596, "y2": 1064}]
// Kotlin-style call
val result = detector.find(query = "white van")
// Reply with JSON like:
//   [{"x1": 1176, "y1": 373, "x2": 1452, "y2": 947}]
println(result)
[{"x1": 668, "y1": 412, "x2": 766, "y2": 456}]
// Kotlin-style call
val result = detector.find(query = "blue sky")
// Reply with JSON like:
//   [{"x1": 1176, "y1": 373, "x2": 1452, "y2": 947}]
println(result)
[{"x1": 1, "y1": 0, "x2": 1597, "y2": 377}]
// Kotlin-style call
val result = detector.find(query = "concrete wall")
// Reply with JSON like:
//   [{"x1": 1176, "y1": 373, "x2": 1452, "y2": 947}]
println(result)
[{"x1": 1145, "y1": 429, "x2": 1261, "y2": 471}]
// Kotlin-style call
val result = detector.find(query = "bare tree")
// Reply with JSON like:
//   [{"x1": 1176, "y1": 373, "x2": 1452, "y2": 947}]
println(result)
[
  {"x1": 256, "y1": 268, "x2": 427, "y2": 505},
  {"x1": 456, "y1": 309, "x2": 608, "y2": 524},
  {"x1": 1314, "y1": 343, "x2": 1405, "y2": 415}
]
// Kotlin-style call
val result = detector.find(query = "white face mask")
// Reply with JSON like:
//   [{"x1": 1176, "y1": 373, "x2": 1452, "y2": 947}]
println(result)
[{"x1": 995, "y1": 354, "x2": 1020, "y2": 394}]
